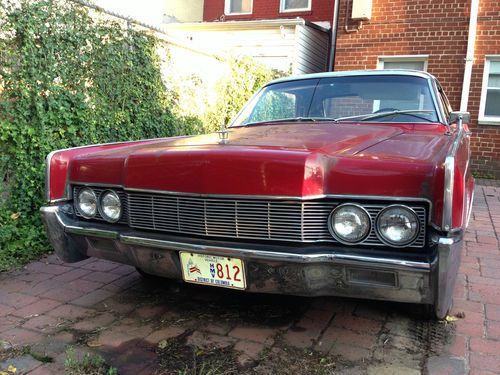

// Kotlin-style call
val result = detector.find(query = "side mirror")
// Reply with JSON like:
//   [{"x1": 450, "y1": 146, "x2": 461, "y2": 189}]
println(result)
[{"x1": 448, "y1": 111, "x2": 470, "y2": 124}]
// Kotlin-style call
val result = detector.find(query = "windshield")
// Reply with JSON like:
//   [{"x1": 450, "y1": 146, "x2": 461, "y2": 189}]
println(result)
[{"x1": 231, "y1": 75, "x2": 440, "y2": 126}]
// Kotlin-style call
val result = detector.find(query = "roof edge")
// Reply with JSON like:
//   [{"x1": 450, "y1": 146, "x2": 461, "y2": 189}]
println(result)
[
  {"x1": 162, "y1": 18, "x2": 329, "y2": 33},
  {"x1": 266, "y1": 69, "x2": 438, "y2": 86}
]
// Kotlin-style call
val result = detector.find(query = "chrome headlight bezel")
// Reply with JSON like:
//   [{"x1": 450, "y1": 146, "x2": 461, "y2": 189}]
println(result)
[
  {"x1": 76, "y1": 187, "x2": 98, "y2": 219},
  {"x1": 328, "y1": 203, "x2": 372, "y2": 245},
  {"x1": 99, "y1": 190, "x2": 122, "y2": 223},
  {"x1": 375, "y1": 204, "x2": 420, "y2": 247}
]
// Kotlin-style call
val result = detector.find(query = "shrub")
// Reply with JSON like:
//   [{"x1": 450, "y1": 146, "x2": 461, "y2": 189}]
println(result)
[
  {"x1": 203, "y1": 56, "x2": 284, "y2": 133},
  {"x1": 0, "y1": 0, "x2": 285, "y2": 271},
  {"x1": 0, "y1": 0, "x2": 177, "y2": 270}
]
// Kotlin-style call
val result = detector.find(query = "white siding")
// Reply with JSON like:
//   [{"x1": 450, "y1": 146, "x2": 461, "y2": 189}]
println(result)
[
  {"x1": 293, "y1": 25, "x2": 330, "y2": 74},
  {"x1": 165, "y1": 21, "x2": 329, "y2": 74}
]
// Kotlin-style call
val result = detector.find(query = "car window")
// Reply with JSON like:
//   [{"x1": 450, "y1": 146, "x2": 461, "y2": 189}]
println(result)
[
  {"x1": 231, "y1": 75, "x2": 439, "y2": 126},
  {"x1": 238, "y1": 79, "x2": 319, "y2": 125},
  {"x1": 247, "y1": 91, "x2": 297, "y2": 124}
]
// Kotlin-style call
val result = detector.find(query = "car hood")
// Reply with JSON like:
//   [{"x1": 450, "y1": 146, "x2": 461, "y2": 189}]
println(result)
[{"x1": 69, "y1": 123, "x2": 447, "y2": 199}]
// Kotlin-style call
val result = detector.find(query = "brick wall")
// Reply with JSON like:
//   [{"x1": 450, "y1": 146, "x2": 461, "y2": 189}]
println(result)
[
  {"x1": 467, "y1": 0, "x2": 500, "y2": 178},
  {"x1": 203, "y1": 0, "x2": 334, "y2": 23},
  {"x1": 333, "y1": 0, "x2": 500, "y2": 178}
]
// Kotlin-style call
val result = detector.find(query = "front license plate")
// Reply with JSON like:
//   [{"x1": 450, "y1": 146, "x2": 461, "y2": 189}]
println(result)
[{"x1": 179, "y1": 252, "x2": 246, "y2": 290}]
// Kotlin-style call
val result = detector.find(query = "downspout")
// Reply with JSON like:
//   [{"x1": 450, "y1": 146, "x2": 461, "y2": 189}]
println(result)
[
  {"x1": 460, "y1": 0, "x2": 479, "y2": 111},
  {"x1": 328, "y1": 0, "x2": 340, "y2": 71}
]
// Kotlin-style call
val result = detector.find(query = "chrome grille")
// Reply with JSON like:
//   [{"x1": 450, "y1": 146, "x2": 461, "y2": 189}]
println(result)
[{"x1": 126, "y1": 192, "x2": 427, "y2": 247}]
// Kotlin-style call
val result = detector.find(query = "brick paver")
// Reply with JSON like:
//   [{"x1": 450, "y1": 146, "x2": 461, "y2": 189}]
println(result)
[{"x1": 0, "y1": 183, "x2": 498, "y2": 374}]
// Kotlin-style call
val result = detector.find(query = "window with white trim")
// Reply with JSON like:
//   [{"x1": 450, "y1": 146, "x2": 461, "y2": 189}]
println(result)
[
  {"x1": 376, "y1": 56, "x2": 429, "y2": 111},
  {"x1": 225, "y1": 0, "x2": 252, "y2": 15},
  {"x1": 280, "y1": 0, "x2": 311, "y2": 12},
  {"x1": 479, "y1": 57, "x2": 500, "y2": 124},
  {"x1": 377, "y1": 56, "x2": 428, "y2": 71}
]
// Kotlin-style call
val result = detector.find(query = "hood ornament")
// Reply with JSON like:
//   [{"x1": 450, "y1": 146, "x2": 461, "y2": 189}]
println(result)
[{"x1": 217, "y1": 123, "x2": 230, "y2": 144}]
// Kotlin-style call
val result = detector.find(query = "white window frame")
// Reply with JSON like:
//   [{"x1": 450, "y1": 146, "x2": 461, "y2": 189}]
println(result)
[
  {"x1": 280, "y1": 0, "x2": 312, "y2": 13},
  {"x1": 224, "y1": 0, "x2": 253, "y2": 15},
  {"x1": 374, "y1": 55, "x2": 429, "y2": 112},
  {"x1": 377, "y1": 55, "x2": 429, "y2": 71},
  {"x1": 479, "y1": 56, "x2": 500, "y2": 125}
]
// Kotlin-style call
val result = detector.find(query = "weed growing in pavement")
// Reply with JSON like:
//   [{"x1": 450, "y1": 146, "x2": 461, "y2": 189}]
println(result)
[{"x1": 64, "y1": 347, "x2": 117, "y2": 375}]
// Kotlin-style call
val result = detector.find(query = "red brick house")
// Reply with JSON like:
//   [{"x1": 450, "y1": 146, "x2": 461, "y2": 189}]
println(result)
[
  {"x1": 202, "y1": 0, "x2": 499, "y2": 178},
  {"x1": 203, "y1": 0, "x2": 334, "y2": 26}
]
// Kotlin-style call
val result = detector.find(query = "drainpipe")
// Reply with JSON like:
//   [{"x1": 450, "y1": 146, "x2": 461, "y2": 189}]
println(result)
[
  {"x1": 460, "y1": 0, "x2": 479, "y2": 111},
  {"x1": 328, "y1": 0, "x2": 340, "y2": 71}
]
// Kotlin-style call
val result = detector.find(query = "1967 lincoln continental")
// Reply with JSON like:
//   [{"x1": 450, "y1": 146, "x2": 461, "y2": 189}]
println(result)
[{"x1": 41, "y1": 70, "x2": 473, "y2": 319}]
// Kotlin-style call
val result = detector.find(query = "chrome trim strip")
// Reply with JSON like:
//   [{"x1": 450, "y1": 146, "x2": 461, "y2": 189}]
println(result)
[
  {"x1": 442, "y1": 156, "x2": 455, "y2": 231},
  {"x1": 442, "y1": 116, "x2": 465, "y2": 231},
  {"x1": 266, "y1": 69, "x2": 438, "y2": 87},
  {"x1": 45, "y1": 150, "x2": 57, "y2": 202},
  {"x1": 66, "y1": 225, "x2": 118, "y2": 239},
  {"x1": 44, "y1": 203, "x2": 431, "y2": 272},
  {"x1": 69, "y1": 181, "x2": 125, "y2": 189},
  {"x1": 119, "y1": 235, "x2": 432, "y2": 271}
]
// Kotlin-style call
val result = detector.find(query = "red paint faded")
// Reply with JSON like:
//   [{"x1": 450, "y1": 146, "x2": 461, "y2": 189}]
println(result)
[
  {"x1": 63, "y1": 122, "x2": 452, "y2": 226},
  {"x1": 47, "y1": 138, "x2": 175, "y2": 201},
  {"x1": 203, "y1": 0, "x2": 333, "y2": 23}
]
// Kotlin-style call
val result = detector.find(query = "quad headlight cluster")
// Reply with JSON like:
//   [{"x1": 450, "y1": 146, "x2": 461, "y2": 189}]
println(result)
[
  {"x1": 328, "y1": 203, "x2": 420, "y2": 247},
  {"x1": 75, "y1": 188, "x2": 122, "y2": 222}
]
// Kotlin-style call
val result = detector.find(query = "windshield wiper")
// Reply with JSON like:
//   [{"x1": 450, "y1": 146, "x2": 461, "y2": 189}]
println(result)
[
  {"x1": 334, "y1": 110, "x2": 436, "y2": 123},
  {"x1": 242, "y1": 117, "x2": 338, "y2": 126}
]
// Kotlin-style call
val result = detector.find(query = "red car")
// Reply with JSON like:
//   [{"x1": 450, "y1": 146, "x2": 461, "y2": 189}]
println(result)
[{"x1": 41, "y1": 70, "x2": 473, "y2": 319}]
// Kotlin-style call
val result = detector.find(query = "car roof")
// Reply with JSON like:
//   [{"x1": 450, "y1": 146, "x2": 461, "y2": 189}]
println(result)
[{"x1": 266, "y1": 69, "x2": 437, "y2": 86}]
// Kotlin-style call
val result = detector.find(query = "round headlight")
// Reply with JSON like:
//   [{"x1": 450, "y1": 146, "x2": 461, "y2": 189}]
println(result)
[
  {"x1": 376, "y1": 205, "x2": 419, "y2": 247},
  {"x1": 99, "y1": 190, "x2": 122, "y2": 222},
  {"x1": 328, "y1": 204, "x2": 371, "y2": 244},
  {"x1": 77, "y1": 188, "x2": 97, "y2": 218}
]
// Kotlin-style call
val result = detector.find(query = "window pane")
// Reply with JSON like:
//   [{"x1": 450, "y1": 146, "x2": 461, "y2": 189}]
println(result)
[
  {"x1": 488, "y1": 73, "x2": 500, "y2": 89},
  {"x1": 229, "y1": 0, "x2": 251, "y2": 13},
  {"x1": 485, "y1": 89, "x2": 500, "y2": 117},
  {"x1": 283, "y1": 0, "x2": 309, "y2": 10},
  {"x1": 490, "y1": 61, "x2": 500, "y2": 74},
  {"x1": 248, "y1": 92, "x2": 297, "y2": 123},
  {"x1": 383, "y1": 61, "x2": 426, "y2": 71}
]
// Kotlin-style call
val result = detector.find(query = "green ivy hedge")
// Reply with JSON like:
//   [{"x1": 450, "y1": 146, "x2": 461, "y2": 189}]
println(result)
[
  {"x1": 0, "y1": 0, "x2": 284, "y2": 271},
  {"x1": 0, "y1": 0, "x2": 177, "y2": 270}
]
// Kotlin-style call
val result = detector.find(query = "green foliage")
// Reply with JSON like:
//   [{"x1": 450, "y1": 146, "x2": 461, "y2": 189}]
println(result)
[
  {"x1": 0, "y1": 0, "x2": 285, "y2": 271},
  {"x1": 0, "y1": 0, "x2": 177, "y2": 270},
  {"x1": 202, "y1": 56, "x2": 283, "y2": 132},
  {"x1": 65, "y1": 347, "x2": 117, "y2": 375}
]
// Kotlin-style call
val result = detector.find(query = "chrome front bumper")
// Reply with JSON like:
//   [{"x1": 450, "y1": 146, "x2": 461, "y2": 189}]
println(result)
[{"x1": 41, "y1": 204, "x2": 463, "y2": 318}]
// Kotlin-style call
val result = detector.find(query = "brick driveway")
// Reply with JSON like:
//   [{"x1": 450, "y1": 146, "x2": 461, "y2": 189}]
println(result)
[{"x1": 0, "y1": 183, "x2": 499, "y2": 374}]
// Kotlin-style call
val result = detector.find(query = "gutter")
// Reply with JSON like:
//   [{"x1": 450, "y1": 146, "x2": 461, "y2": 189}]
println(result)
[
  {"x1": 460, "y1": 0, "x2": 479, "y2": 111},
  {"x1": 328, "y1": 0, "x2": 340, "y2": 71}
]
